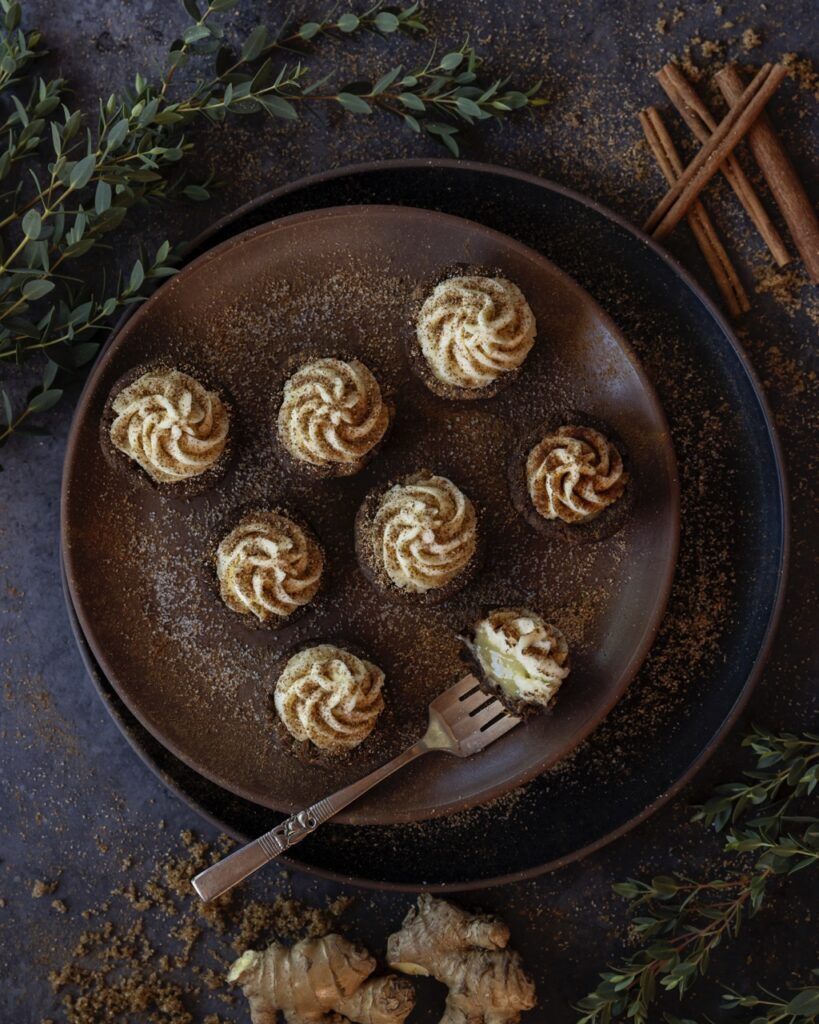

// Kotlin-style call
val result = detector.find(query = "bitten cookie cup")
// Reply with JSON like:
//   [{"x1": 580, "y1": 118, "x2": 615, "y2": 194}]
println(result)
[
  {"x1": 355, "y1": 469, "x2": 483, "y2": 605},
  {"x1": 461, "y1": 606, "x2": 571, "y2": 718},
  {"x1": 100, "y1": 363, "x2": 233, "y2": 498},
  {"x1": 407, "y1": 274, "x2": 537, "y2": 401},
  {"x1": 269, "y1": 640, "x2": 386, "y2": 765},
  {"x1": 275, "y1": 357, "x2": 395, "y2": 478},
  {"x1": 213, "y1": 507, "x2": 325, "y2": 630},
  {"x1": 507, "y1": 412, "x2": 633, "y2": 544}
]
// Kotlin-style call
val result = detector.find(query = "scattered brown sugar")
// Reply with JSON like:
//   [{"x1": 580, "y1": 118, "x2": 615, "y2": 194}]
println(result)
[
  {"x1": 31, "y1": 878, "x2": 58, "y2": 898},
  {"x1": 752, "y1": 259, "x2": 819, "y2": 326},
  {"x1": 781, "y1": 52, "x2": 819, "y2": 98},
  {"x1": 655, "y1": 17, "x2": 668, "y2": 34},
  {"x1": 699, "y1": 38, "x2": 725, "y2": 58},
  {"x1": 52, "y1": 899, "x2": 69, "y2": 914},
  {"x1": 741, "y1": 28, "x2": 762, "y2": 50},
  {"x1": 46, "y1": 829, "x2": 355, "y2": 1024},
  {"x1": 673, "y1": 45, "x2": 706, "y2": 83}
]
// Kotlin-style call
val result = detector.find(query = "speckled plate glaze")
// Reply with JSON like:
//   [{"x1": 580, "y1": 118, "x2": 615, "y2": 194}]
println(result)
[
  {"x1": 61, "y1": 204, "x2": 678, "y2": 825},
  {"x1": 61, "y1": 161, "x2": 787, "y2": 889}
]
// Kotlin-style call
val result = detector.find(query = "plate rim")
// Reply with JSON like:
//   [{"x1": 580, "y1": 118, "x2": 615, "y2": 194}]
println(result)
[
  {"x1": 61, "y1": 201, "x2": 680, "y2": 824},
  {"x1": 60, "y1": 159, "x2": 789, "y2": 889}
]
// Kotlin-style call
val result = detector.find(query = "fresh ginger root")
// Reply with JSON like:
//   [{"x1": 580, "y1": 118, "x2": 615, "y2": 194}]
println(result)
[
  {"x1": 228, "y1": 932, "x2": 415, "y2": 1024},
  {"x1": 387, "y1": 895, "x2": 536, "y2": 1024}
]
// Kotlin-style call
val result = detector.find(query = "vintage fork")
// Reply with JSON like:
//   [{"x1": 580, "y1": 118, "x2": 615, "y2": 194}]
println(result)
[{"x1": 192, "y1": 674, "x2": 519, "y2": 902}]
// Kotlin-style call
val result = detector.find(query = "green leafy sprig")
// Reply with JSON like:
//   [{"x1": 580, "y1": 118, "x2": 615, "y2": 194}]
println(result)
[
  {"x1": 575, "y1": 727, "x2": 819, "y2": 1024},
  {"x1": 0, "y1": 0, "x2": 544, "y2": 457},
  {"x1": 720, "y1": 973, "x2": 819, "y2": 1024}
]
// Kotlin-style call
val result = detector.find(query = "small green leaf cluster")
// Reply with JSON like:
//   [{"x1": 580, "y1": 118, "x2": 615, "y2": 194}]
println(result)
[
  {"x1": 334, "y1": 43, "x2": 544, "y2": 155},
  {"x1": 575, "y1": 726, "x2": 819, "y2": 1024}
]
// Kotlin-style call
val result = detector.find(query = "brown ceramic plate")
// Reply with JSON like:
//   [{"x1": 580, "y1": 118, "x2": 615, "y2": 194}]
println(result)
[{"x1": 62, "y1": 205, "x2": 679, "y2": 825}]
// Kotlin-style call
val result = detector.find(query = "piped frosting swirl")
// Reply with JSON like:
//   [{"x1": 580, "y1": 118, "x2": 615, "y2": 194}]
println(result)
[
  {"x1": 371, "y1": 471, "x2": 478, "y2": 593},
  {"x1": 416, "y1": 276, "x2": 536, "y2": 391},
  {"x1": 277, "y1": 358, "x2": 389, "y2": 470},
  {"x1": 109, "y1": 368, "x2": 229, "y2": 483},
  {"x1": 526, "y1": 425, "x2": 626, "y2": 524},
  {"x1": 216, "y1": 511, "x2": 323, "y2": 623},
  {"x1": 274, "y1": 644, "x2": 385, "y2": 753},
  {"x1": 471, "y1": 607, "x2": 570, "y2": 706}
]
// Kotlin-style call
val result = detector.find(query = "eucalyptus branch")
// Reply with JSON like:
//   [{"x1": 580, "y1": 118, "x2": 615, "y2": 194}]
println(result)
[
  {"x1": 721, "y1": 972, "x2": 819, "y2": 1024},
  {"x1": 0, "y1": 0, "x2": 42, "y2": 92},
  {"x1": 0, "y1": 0, "x2": 543, "y2": 459},
  {"x1": 576, "y1": 726, "x2": 819, "y2": 1024}
]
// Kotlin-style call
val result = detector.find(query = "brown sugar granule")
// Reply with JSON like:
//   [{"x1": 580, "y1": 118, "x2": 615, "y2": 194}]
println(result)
[
  {"x1": 230, "y1": 894, "x2": 354, "y2": 954},
  {"x1": 741, "y1": 28, "x2": 762, "y2": 49},
  {"x1": 781, "y1": 52, "x2": 819, "y2": 98},
  {"x1": 753, "y1": 260, "x2": 818, "y2": 325},
  {"x1": 699, "y1": 38, "x2": 725, "y2": 58},
  {"x1": 656, "y1": 17, "x2": 668, "y2": 34},
  {"x1": 51, "y1": 899, "x2": 68, "y2": 914},
  {"x1": 31, "y1": 878, "x2": 58, "y2": 898},
  {"x1": 675, "y1": 45, "x2": 705, "y2": 82}
]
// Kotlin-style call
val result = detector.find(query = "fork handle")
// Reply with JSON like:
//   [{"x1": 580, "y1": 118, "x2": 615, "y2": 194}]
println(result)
[{"x1": 192, "y1": 740, "x2": 428, "y2": 902}]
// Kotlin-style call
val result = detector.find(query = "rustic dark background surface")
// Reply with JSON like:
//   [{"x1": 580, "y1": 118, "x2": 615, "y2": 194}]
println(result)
[{"x1": 1, "y1": 1, "x2": 816, "y2": 1021}]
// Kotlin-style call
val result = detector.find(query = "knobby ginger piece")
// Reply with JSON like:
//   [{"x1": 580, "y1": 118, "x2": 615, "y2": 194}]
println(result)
[
  {"x1": 387, "y1": 894, "x2": 537, "y2": 1024},
  {"x1": 228, "y1": 933, "x2": 415, "y2": 1024}
]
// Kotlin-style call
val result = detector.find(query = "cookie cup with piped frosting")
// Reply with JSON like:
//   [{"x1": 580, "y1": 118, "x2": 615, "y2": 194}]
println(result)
[
  {"x1": 268, "y1": 639, "x2": 387, "y2": 765},
  {"x1": 507, "y1": 411, "x2": 633, "y2": 544},
  {"x1": 209, "y1": 504, "x2": 325, "y2": 632},
  {"x1": 274, "y1": 355, "x2": 395, "y2": 478},
  {"x1": 407, "y1": 272, "x2": 537, "y2": 401},
  {"x1": 100, "y1": 363, "x2": 232, "y2": 498},
  {"x1": 354, "y1": 468, "x2": 483, "y2": 605}
]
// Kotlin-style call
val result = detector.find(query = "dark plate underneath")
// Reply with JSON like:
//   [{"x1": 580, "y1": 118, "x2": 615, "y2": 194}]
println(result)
[
  {"x1": 61, "y1": 160, "x2": 787, "y2": 890},
  {"x1": 62, "y1": 204, "x2": 678, "y2": 824}
]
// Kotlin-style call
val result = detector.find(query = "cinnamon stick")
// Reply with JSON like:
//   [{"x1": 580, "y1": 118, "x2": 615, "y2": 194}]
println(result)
[
  {"x1": 716, "y1": 63, "x2": 819, "y2": 284},
  {"x1": 640, "y1": 107, "x2": 750, "y2": 317},
  {"x1": 644, "y1": 62, "x2": 788, "y2": 240},
  {"x1": 656, "y1": 63, "x2": 791, "y2": 267}
]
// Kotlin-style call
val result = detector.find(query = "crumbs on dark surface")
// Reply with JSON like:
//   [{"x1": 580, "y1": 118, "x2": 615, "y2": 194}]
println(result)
[{"x1": 46, "y1": 829, "x2": 353, "y2": 1024}]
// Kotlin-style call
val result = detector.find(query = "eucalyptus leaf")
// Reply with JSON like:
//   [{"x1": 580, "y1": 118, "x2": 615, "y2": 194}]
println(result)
[
  {"x1": 22, "y1": 278, "x2": 54, "y2": 300},
  {"x1": 372, "y1": 66, "x2": 402, "y2": 95},
  {"x1": 455, "y1": 95, "x2": 484, "y2": 119},
  {"x1": 69, "y1": 152, "x2": 96, "y2": 188},
  {"x1": 21, "y1": 208, "x2": 40, "y2": 239},
  {"x1": 374, "y1": 11, "x2": 399, "y2": 32},
  {"x1": 183, "y1": 183, "x2": 210, "y2": 200},
  {"x1": 440, "y1": 51, "x2": 463, "y2": 71},
  {"x1": 336, "y1": 13, "x2": 359, "y2": 32},
  {"x1": 27, "y1": 388, "x2": 62, "y2": 413},
  {"x1": 42, "y1": 358, "x2": 58, "y2": 388},
  {"x1": 94, "y1": 179, "x2": 111, "y2": 214},
  {"x1": 259, "y1": 95, "x2": 298, "y2": 121},
  {"x1": 183, "y1": 24, "x2": 211, "y2": 44},
  {"x1": 336, "y1": 93, "x2": 372, "y2": 114},
  {"x1": 397, "y1": 91, "x2": 425, "y2": 111},
  {"x1": 128, "y1": 260, "x2": 145, "y2": 293},
  {"x1": 240, "y1": 25, "x2": 267, "y2": 62}
]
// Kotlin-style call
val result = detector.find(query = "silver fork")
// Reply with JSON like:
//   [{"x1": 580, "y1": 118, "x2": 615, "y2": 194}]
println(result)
[{"x1": 192, "y1": 674, "x2": 519, "y2": 902}]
